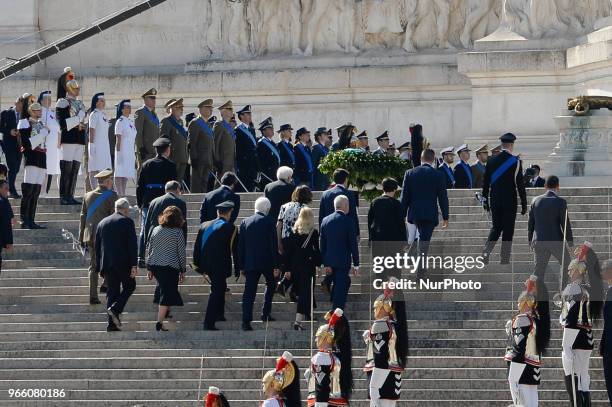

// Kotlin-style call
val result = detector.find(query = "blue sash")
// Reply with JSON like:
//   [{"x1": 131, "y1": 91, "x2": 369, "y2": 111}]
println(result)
[
  {"x1": 262, "y1": 138, "x2": 280, "y2": 163},
  {"x1": 443, "y1": 164, "x2": 455, "y2": 185},
  {"x1": 168, "y1": 116, "x2": 187, "y2": 138},
  {"x1": 200, "y1": 218, "x2": 227, "y2": 253},
  {"x1": 315, "y1": 143, "x2": 329, "y2": 158},
  {"x1": 491, "y1": 155, "x2": 518, "y2": 186},
  {"x1": 86, "y1": 190, "x2": 114, "y2": 222},
  {"x1": 222, "y1": 120, "x2": 236, "y2": 140},
  {"x1": 238, "y1": 123, "x2": 257, "y2": 146},
  {"x1": 297, "y1": 143, "x2": 313, "y2": 172},
  {"x1": 461, "y1": 162, "x2": 473, "y2": 188},
  {"x1": 280, "y1": 141, "x2": 295, "y2": 165},
  {"x1": 146, "y1": 183, "x2": 164, "y2": 189},
  {"x1": 141, "y1": 107, "x2": 159, "y2": 127},
  {"x1": 195, "y1": 117, "x2": 214, "y2": 139}
]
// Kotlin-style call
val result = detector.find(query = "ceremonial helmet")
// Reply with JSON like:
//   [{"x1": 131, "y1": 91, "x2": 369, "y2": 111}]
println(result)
[
  {"x1": 262, "y1": 351, "x2": 296, "y2": 393},
  {"x1": 315, "y1": 308, "x2": 343, "y2": 348},
  {"x1": 518, "y1": 275, "x2": 537, "y2": 311},
  {"x1": 204, "y1": 386, "x2": 230, "y2": 407},
  {"x1": 57, "y1": 67, "x2": 76, "y2": 99},
  {"x1": 568, "y1": 242, "x2": 591, "y2": 280},
  {"x1": 373, "y1": 278, "x2": 398, "y2": 318}
]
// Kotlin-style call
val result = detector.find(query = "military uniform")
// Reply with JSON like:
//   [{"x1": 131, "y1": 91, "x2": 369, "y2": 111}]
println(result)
[
  {"x1": 188, "y1": 103, "x2": 215, "y2": 193},
  {"x1": 372, "y1": 131, "x2": 389, "y2": 156},
  {"x1": 312, "y1": 127, "x2": 331, "y2": 191},
  {"x1": 437, "y1": 146, "x2": 455, "y2": 189},
  {"x1": 256, "y1": 118, "x2": 280, "y2": 187},
  {"x1": 78, "y1": 170, "x2": 118, "y2": 303},
  {"x1": 213, "y1": 100, "x2": 236, "y2": 179},
  {"x1": 481, "y1": 133, "x2": 527, "y2": 264},
  {"x1": 235, "y1": 105, "x2": 258, "y2": 192},
  {"x1": 134, "y1": 88, "x2": 160, "y2": 169},
  {"x1": 160, "y1": 98, "x2": 188, "y2": 182},
  {"x1": 453, "y1": 144, "x2": 473, "y2": 189},
  {"x1": 293, "y1": 127, "x2": 314, "y2": 188},
  {"x1": 470, "y1": 144, "x2": 488, "y2": 189}
]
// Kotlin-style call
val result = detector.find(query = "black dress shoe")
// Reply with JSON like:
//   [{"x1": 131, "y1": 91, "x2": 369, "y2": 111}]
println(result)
[
  {"x1": 156, "y1": 322, "x2": 168, "y2": 331},
  {"x1": 107, "y1": 307, "x2": 122, "y2": 327},
  {"x1": 89, "y1": 298, "x2": 101, "y2": 305},
  {"x1": 99, "y1": 285, "x2": 108, "y2": 294},
  {"x1": 69, "y1": 197, "x2": 81, "y2": 205},
  {"x1": 216, "y1": 316, "x2": 226, "y2": 322},
  {"x1": 29, "y1": 222, "x2": 46, "y2": 230},
  {"x1": 20, "y1": 221, "x2": 31, "y2": 229},
  {"x1": 241, "y1": 322, "x2": 253, "y2": 331},
  {"x1": 106, "y1": 325, "x2": 121, "y2": 332},
  {"x1": 203, "y1": 324, "x2": 218, "y2": 331},
  {"x1": 261, "y1": 315, "x2": 275, "y2": 322},
  {"x1": 60, "y1": 197, "x2": 71, "y2": 205}
]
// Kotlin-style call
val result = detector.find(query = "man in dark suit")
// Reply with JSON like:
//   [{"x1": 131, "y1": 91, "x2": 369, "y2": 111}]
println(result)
[
  {"x1": 600, "y1": 261, "x2": 612, "y2": 405},
  {"x1": 368, "y1": 178, "x2": 406, "y2": 242},
  {"x1": 144, "y1": 181, "x2": 187, "y2": 246},
  {"x1": 95, "y1": 198, "x2": 138, "y2": 332},
  {"x1": 193, "y1": 201, "x2": 238, "y2": 330},
  {"x1": 400, "y1": 149, "x2": 449, "y2": 277},
  {"x1": 238, "y1": 197, "x2": 280, "y2": 331},
  {"x1": 0, "y1": 97, "x2": 24, "y2": 198},
  {"x1": 453, "y1": 144, "x2": 473, "y2": 189},
  {"x1": 318, "y1": 169, "x2": 359, "y2": 236},
  {"x1": 235, "y1": 105, "x2": 258, "y2": 192},
  {"x1": 256, "y1": 117, "x2": 280, "y2": 188},
  {"x1": 481, "y1": 133, "x2": 527, "y2": 264},
  {"x1": 199, "y1": 172, "x2": 241, "y2": 224},
  {"x1": 0, "y1": 180, "x2": 14, "y2": 274},
  {"x1": 264, "y1": 166, "x2": 295, "y2": 221},
  {"x1": 528, "y1": 175, "x2": 573, "y2": 285},
  {"x1": 320, "y1": 195, "x2": 359, "y2": 309}
]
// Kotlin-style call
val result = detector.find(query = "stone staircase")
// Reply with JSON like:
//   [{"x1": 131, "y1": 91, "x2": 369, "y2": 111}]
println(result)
[{"x1": 1, "y1": 186, "x2": 612, "y2": 406}]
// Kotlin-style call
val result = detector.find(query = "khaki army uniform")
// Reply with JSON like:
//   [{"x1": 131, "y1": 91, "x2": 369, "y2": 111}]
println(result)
[
  {"x1": 188, "y1": 115, "x2": 215, "y2": 193},
  {"x1": 134, "y1": 106, "x2": 160, "y2": 169},
  {"x1": 213, "y1": 119, "x2": 236, "y2": 179},
  {"x1": 160, "y1": 115, "x2": 188, "y2": 182}
]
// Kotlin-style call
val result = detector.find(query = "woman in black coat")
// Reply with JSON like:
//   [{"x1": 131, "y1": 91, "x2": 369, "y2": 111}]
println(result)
[{"x1": 283, "y1": 206, "x2": 321, "y2": 330}]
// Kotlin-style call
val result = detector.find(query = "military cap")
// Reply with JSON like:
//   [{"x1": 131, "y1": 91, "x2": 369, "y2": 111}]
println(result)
[
  {"x1": 357, "y1": 131, "x2": 368, "y2": 140},
  {"x1": 440, "y1": 146, "x2": 454, "y2": 155},
  {"x1": 456, "y1": 144, "x2": 470, "y2": 154},
  {"x1": 278, "y1": 124, "x2": 293, "y2": 133},
  {"x1": 296, "y1": 127, "x2": 310, "y2": 137},
  {"x1": 164, "y1": 98, "x2": 177, "y2": 109},
  {"x1": 315, "y1": 127, "x2": 331, "y2": 136},
  {"x1": 491, "y1": 144, "x2": 502, "y2": 153},
  {"x1": 336, "y1": 124, "x2": 348, "y2": 132},
  {"x1": 142, "y1": 88, "x2": 157, "y2": 98},
  {"x1": 236, "y1": 105, "x2": 251, "y2": 115},
  {"x1": 259, "y1": 117, "x2": 273, "y2": 131},
  {"x1": 475, "y1": 144, "x2": 489, "y2": 154},
  {"x1": 530, "y1": 164, "x2": 541, "y2": 171},
  {"x1": 398, "y1": 141, "x2": 411, "y2": 150},
  {"x1": 168, "y1": 98, "x2": 184, "y2": 109},
  {"x1": 153, "y1": 138, "x2": 171, "y2": 147},
  {"x1": 217, "y1": 100, "x2": 233, "y2": 110},
  {"x1": 94, "y1": 169, "x2": 113, "y2": 180},
  {"x1": 216, "y1": 200, "x2": 235, "y2": 210},
  {"x1": 376, "y1": 131, "x2": 389, "y2": 142},
  {"x1": 198, "y1": 99, "x2": 214, "y2": 109},
  {"x1": 500, "y1": 132, "x2": 517, "y2": 143}
]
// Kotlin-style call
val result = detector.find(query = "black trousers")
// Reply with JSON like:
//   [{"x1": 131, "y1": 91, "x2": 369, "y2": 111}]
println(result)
[
  {"x1": 204, "y1": 273, "x2": 227, "y2": 326},
  {"x1": 0, "y1": 247, "x2": 3, "y2": 275},
  {"x1": 3, "y1": 149, "x2": 21, "y2": 194},
  {"x1": 604, "y1": 352, "x2": 612, "y2": 405},
  {"x1": 105, "y1": 271, "x2": 136, "y2": 326},
  {"x1": 533, "y1": 241, "x2": 570, "y2": 287},
  {"x1": 484, "y1": 201, "x2": 517, "y2": 262}
]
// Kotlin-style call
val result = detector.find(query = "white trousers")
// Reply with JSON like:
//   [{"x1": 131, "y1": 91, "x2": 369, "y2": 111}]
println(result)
[
  {"x1": 60, "y1": 144, "x2": 84, "y2": 162},
  {"x1": 561, "y1": 328, "x2": 592, "y2": 391},
  {"x1": 508, "y1": 383, "x2": 539, "y2": 407},
  {"x1": 23, "y1": 166, "x2": 46, "y2": 185}
]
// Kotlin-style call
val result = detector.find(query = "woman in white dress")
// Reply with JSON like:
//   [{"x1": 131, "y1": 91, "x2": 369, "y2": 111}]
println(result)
[
  {"x1": 114, "y1": 99, "x2": 137, "y2": 196},
  {"x1": 38, "y1": 91, "x2": 61, "y2": 196},
  {"x1": 87, "y1": 93, "x2": 112, "y2": 189}
]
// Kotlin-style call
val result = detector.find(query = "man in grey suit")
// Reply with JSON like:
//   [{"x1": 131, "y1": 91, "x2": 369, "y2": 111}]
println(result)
[{"x1": 528, "y1": 175, "x2": 573, "y2": 286}]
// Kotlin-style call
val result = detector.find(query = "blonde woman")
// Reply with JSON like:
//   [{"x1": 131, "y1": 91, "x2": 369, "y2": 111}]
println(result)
[{"x1": 282, "y1": 206, "x2": 321, "y2": 330}]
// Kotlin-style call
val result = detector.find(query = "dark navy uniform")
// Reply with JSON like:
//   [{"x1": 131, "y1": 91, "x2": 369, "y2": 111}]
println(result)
[
  {"x1": 293, "y1": 142, "x2": 313, "y2": 187},
  {"x1": 311, "y1": 142, "x2": 330, "y2": 191},
  {"x1": 481, "y1": 135, "x2": 527, "y2": 264},
  {"x1": 277, "y1": 140, "x2": 295, "y2": 169},
  {"x1": 453, "y1": 161, "x2": 473, "y2": 189},
  {"x1": 438, "y1": 162, "x2": 454, "y2": 190},
  {"x1": 257, "y1": 137, "x2": 280, "y2": 186},
  {"x1": 235, "y1": 122, "x2": 258, "y2": 192},
  {"x1": 193, "y1": 212, "x2": 238, "y2": 330},
  {"x1": 136, "y1": 155, "x2": 177, "y2": 209}
]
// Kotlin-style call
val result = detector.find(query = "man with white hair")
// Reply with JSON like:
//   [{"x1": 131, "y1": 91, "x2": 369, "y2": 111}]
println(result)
[
  {"x1": 144, "y1": 180, "x2": 187, "y2": 248},
  {"x1": 95, "y1": 197, "x2": 138, "y2": 331},
  {"x1": 320, "y1": 194, "x2": 359, "y2": 309},
  {"x1": 237, "y1": 197, "x2": 280, "y2": 331},
  {"x1": 264, "y1": 166, "x2": 296, "y2": 221}
]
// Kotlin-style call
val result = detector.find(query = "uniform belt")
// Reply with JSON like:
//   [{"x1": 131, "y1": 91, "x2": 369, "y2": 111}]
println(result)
[{"x1": 146, "y1": 184, "x2": 164, "y2": 189}]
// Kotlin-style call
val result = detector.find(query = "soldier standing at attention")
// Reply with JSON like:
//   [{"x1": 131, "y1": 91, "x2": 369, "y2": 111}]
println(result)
[
  {"x1": 471, "y1": 144, "x2": 488, "y2": 189},
  {"x1": 293, "y1": 127, "x2": 314, "y2": 188},
  {"x1": 438, "y1": 146, "x2": 455, "y2": 190},
  {"x1": 372, "y1": 131, "x2": 390, "y2": 156},
  {"x1": 78, "y1": 170, "x2": 118, "y2": 305},
  {"x1": 214, "y1": 101, "x2": 237, "y2": 180},
  {"x1": 481, "y1": 133, "x2": 527, "y2": 265},
  {"x1": 160, "y1": 98, "x2": 188, "y2": 183},
  {"x1": 136, "y1": 138, "x2": 177, "y2": 268},
  {"x1": 188, "y1": 99, "x2": 215, "y2": 193},
  {"x1": 311, "y1": 127, "x2": 331, "y2": 191},
  {"x1": 256, "y1": 117, "x2": 280, "y2": 188},
  {"x1": 277, "y1": 124, "x2": 296, "y2": 170},
  {"x1": 134, "y1": 88, "x2": 160, "y2": 171},
  {"x1": 235, "y1": 105, "x2": 258, "y2": 192},
  {"x1": 453, "y1": 144, "x2": 473, "y2": 189}
]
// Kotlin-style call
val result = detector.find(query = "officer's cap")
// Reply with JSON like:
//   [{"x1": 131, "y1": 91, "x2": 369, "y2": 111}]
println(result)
[
  {"x1": 376, "y1": 131, "x2": 389, "y2": 142},
  {"x1": 296, "y1": 127, "x2": 310, "y2": 137},
  {"x1": 198, "y1": 99, "x2": 214, "y2": 109},
  {"x1": 456, "y1": 144, "x2": 470, "y2": 154},
  {"x1": 475, "y1": 144, "x2": 489, "y2": 154},
  {"x1": 142, "y1": 88, "x2": 157, "y2": 99},
  {"x1": 259, "y1": 117, "x2": 273, "y2": 131},
  {"x1": 217, "y1": 100, "x2": 233, "y2": 110},
  {"x1": 168, "y1": 98, "x2": 184, "y2": 109},
  {"x1": 440, "y1": 146, "x2": 454, "y2": 155},
  {"x1": 357, "y1": 131, "x2": 368, "y2": 140},
  {"x1": 398, "y1": 141, "x2": 411, "y2": 150},
  {"x1": 237, "y1": 105, "x2": 251, "y2": 115},
  {"x1": 315, "y1": 127, "x2": 331, "y2": 136},
  {"x1": 500, "y1": 132, "x2": 517, "y2": 143},
  {"x1": 94, "y1": 169, "x2": 113, "y2": 180},
  {"x1": 216, "y1": 201, "x2": 235, "y2": 210},
  {"x1": 277, "y1": 124, "x2": 293, "y2": 133},
  {"x1": 153, "y1": 138, "x2": 171, "y2": 148}
]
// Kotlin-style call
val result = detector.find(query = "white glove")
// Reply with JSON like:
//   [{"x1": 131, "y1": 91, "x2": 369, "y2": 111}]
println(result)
[
  {"x1": 88, "y1": 143, "x2": 96, "y2": 158},
  {"x1": 362, "y1": 329, "x2": 370, "y2": 343}
]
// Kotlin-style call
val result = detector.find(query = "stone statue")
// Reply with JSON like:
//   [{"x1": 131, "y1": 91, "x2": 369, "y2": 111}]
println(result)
[{"x1": 567, "y1": 96, "x2": 612, "y2": 116}]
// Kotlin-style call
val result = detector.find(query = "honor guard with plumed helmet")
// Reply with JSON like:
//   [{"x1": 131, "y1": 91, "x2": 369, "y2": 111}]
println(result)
[
  {"x1": 364, "y1": 279, "x2": 408, "y2": 407},
  {"x1": 204, "y1": 386, "x2": 230, "y2": 407},
  {"x1": 134, "y1": 88, "x2": 160, "y2": 168},
  {"x1": 306, "y1": 308, "x2": 353, "y2": 407},
  {"x1": 504, "y1": 275, "x2": 550, "y2": 407},
  {"x1": 261, "y1": 351, "x2": 301, "y2": 407},
  {"x1": 560, "y1": 242, "x2": 604, "y2": 406},
  {"x1": 55, "y1": 67, "x2": 86, "y2": 205}
]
